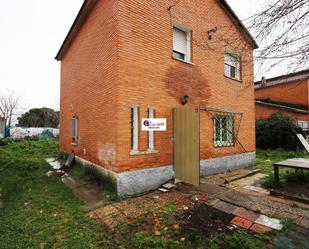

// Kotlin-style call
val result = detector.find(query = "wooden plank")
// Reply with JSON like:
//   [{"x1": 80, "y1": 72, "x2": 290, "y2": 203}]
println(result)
[
  {"x1": 174, "y1": 105, "x2": 200, "y2": 186},
  {"x1": 296, "y1": 133, "x2": 309, "y2": 153}
]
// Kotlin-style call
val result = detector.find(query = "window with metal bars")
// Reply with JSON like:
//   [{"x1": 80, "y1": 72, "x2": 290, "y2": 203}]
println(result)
[{"x1": 214, "y1": 114, "x2": 235, "y2": 147}]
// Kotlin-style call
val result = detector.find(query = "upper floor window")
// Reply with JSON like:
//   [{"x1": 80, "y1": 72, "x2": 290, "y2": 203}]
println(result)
[
  {"x1": 224, "y1": 52, "x2": 240, "y2": 80},
  {"x1": 173, "y1": 26, "x2": 191, "y2": 63}
]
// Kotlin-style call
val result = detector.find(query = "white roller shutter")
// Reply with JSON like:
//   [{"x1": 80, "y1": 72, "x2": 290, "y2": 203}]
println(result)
[{"x1": 173, "y1": 28, "x2": 187, "y2": 55}]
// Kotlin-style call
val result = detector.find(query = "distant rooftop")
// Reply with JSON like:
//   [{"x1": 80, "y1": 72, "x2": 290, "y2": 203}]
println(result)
[{"x1": 255, "y1": 69, "x2": 309, "y2": 89}]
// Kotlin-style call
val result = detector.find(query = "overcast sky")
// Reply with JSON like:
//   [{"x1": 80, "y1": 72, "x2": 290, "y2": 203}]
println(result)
[{"x1": 0, "y1": 0, "x2": 265, "y2": 112}]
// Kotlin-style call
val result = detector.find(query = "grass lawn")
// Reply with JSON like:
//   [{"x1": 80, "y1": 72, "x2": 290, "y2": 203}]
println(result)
[
  {"x1": 255, "y1": 149, "x2": 309, "y2": 189},
  {"x1": 0, "y1": 141, "x2": 303, "y2": 248},
  {"x1": 0, "y1": 141, "x2": 107, "y2": 249}
]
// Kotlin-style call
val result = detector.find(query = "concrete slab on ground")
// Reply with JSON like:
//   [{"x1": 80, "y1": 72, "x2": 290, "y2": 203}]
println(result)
[
  {"x1": 212, "y1": 200, "x2": 238, "y2": 214},
  {"x1": 228, "y1": 173, "x2": 268, "y2": 188},
  {"x1": 255, "y1": 215, "x2": 283, "y2": 230},
  {"x1": 232, "y1": 207, "x2": 260, "y2": 222},
  {"x1": 243, "y1": 185, "x2": 270, "y2": 195},
  {"x1": 61, "y1": 175, "x2": 107, "y2": 211}
]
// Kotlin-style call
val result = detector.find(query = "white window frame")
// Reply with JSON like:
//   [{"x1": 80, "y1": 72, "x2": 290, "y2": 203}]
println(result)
[
  {"x1": 71, "y1": 116, "x2": 78, "y2": 144},
  {"x1": 131, "y1": 105, "x2": 139, "y2": 152},
  {"x1": 297, "y1": 121, "x2": 309, "y2": 131},
  {"x1": 214, "y1": 115, "x2": 234, "y2": 147},
  {"x1": 147, "y1": 107, "x2": 155, "y2": 151},
  {"x1": 173, "y1": 22, "x2": 192, "y2": 63},
  {"x1": 224, "y1": 52, "x2": 240, "y2": 80}
]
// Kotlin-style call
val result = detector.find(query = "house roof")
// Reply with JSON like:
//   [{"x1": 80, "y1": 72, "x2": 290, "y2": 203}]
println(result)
[
  {"x1": 256, "y1": 100, "x2": 309, "y2": 114},
  {"x1": 55, "y1": 0, "x2": 258, "y2": 61},
  {"x1": 255, "y1": 69, "x2": 309, "y2": 89},
  {"x1": 55, "y1": 0, "x2": 97, "y2": 61}
]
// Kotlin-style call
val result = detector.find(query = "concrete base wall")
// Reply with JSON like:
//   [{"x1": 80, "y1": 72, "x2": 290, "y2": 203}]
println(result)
[
  {"x1": 200, "y1": 152, "x2": 256, "y2": 176},
  {"x1": 117, "y1": 166, "x2": 174, "y2": 197},
  {"x1": 75, "y1": 152, "x2": 255, "y2": 197},
  {"x1": 75, "y1": 156, "x2": 173, "y2": 197}
]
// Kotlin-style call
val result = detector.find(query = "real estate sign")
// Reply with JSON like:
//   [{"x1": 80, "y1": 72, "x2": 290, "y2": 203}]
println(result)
[{"x1": 142, "y1": 118, "x2": 166, "y2": 131}]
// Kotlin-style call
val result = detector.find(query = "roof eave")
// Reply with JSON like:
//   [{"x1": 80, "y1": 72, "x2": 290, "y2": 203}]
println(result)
[
  {"x1": 55, "y1": 0, "x2": 258, "y2": 61},
  {"x1": 255, "y1": 100, "x2": 309, "y2": 114},
  {"x1": 55, "y1": 0, "x2": 97, "y2": 61},
  {"x1": 219, "y1": 0, "x2": 258, "y2": 49}
]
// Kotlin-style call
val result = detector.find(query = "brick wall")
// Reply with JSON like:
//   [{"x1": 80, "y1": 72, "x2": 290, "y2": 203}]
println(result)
[
  {"x1": 60, "y1": 0, "x2": 256, "y2": 173},
  {"x1": 114, "y1": 0, "x2": 255, "y2": 172},
  {"x1": 255, "y1": 104, "x2": 309, "y2": 122},
  {"x1": 255, "y1": 79, "x2": 309, "y2": 108},
  {"x1": 59, "y1": 0, "x2": 120, "y2": 169}
]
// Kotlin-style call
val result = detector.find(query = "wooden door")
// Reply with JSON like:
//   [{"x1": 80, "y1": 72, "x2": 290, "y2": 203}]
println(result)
[{"x1": 173, "y1": 105, "x2": 200, "y2": 186}]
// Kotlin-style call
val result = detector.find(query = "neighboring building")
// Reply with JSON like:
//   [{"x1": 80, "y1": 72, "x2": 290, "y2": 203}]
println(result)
[
  {"x1": 0, "y1": 117, "x2": 5, "y2": 138},
  {"x1": 56, "y1": 0, "x2": 257, "y2": 196},
  {"x1": 255, "y1": 69, "x2": 309, "y2": 132}
]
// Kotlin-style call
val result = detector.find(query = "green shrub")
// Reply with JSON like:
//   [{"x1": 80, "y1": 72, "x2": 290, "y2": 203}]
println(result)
[
  {"x1": 0, "y1": 137, "x2": 14, "y2": 146},
  {"x1": 256, "y1": 113, "x2": 302, "y2": 150}
]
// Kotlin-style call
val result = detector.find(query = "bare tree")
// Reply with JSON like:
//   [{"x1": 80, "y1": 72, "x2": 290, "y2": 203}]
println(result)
[
  {"x1": 0, "y1": 93, "x2": 20, "y2": 129},
  {"x1": 247, "y1": 0, "x2": 309, "y2": 76}
]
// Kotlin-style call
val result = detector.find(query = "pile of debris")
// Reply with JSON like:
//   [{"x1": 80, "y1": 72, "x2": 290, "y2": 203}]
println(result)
[{"x1": 45, "y1": 153, "x2": 75, "y2": 177}]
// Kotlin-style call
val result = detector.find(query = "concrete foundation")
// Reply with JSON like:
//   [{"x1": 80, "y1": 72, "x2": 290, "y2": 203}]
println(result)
[
  {"x1": 75, "y1": 151, "x2": 255, "y2": 197},
  {"x1": 75, "y1": 156, "x2": 173, "y2": 197},
  {"x1": 200, "y1": 152, "x2": 256, "y2": 176}
]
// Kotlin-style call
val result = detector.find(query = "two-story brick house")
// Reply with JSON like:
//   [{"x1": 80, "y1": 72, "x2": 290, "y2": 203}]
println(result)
[{"x1": 56, "y1": 0, "x2": 258, "y2": 196}]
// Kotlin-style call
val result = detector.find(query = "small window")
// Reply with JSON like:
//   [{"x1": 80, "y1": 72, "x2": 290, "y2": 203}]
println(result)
[
  {"x1": 297, "y1": 121, "x2": 309, "y2": 131},
  {"x1": 224, "y1": 53, "x2": 240, "y2": 80},
  {"x1": 147, "y1": 107, "x2": 156, "y2": 150},
  {"x1": 214, "y1": 115, "x2": 235, "y2": 147},
  {"x1": 173, "y1": 26, "x2": 191, "y2": 62},
  {"x1": 131, "y1": 105, "x2": 139, "y2": 151},
  {"x1": 71, "y1": 117, "x2": 78, "y2": 144}
]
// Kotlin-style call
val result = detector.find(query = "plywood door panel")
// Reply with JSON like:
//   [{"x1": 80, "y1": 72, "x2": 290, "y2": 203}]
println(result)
[{"x1": 174, "y1": 105, "x2": 200, "y2": 186}]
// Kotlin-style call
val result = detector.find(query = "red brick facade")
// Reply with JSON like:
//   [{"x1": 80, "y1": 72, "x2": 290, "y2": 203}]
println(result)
[
  {"x1": 255, "y1": 72, "x2": 309, "y2": 123},
  {"x1": 58, "y1": 0, "x2": 256, "y2": 173}
]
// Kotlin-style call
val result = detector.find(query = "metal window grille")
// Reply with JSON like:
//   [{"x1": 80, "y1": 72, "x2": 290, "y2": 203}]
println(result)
[{"x1": 200, "y1": 106, "x2": 245, "y2": 151}]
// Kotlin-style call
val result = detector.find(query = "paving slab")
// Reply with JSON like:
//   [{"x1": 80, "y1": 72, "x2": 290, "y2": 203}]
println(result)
[
  {"x1": 212, "y1": 200, "x2": 238, "y2": 214},
  {"x1": 230, "y1": 216, "x2": 253, "y2": 229},
  {"x1": 250, "y1": 224, "x2": 272, "y2": 234},
  {"x1": 242, "y1": 185, "x2": 270, "y2": 195},
  {"x1": 255, "y1": 215, "x2": 283, "y2": 231},
  {"x1": 199, "y1": 182, "x2": 309, "y2": 228},
  {"x1": 232, "y1": 207, "x2": 260, "y2": 222},
  {"x1": 228, "y1": 173, "x2": 268, "y2": 188}
]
